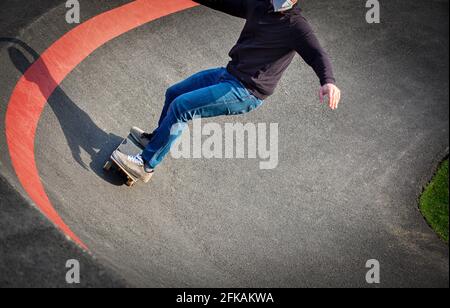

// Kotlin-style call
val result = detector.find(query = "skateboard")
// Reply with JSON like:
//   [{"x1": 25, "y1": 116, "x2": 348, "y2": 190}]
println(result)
[{"x1": 103, "y1": 130, "x2": 145, "y2": 187}]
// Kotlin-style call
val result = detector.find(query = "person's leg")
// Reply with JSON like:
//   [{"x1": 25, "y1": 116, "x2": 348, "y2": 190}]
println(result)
[
  {"x1": 131, "y1": 67, "x2": 230, "y2": 148},
  {"x1": 142, "y1": 71, "x2": 263, "y2": 169},
  {"x1": 156, "y1": 67, "x2": 227, "y2": 126}
]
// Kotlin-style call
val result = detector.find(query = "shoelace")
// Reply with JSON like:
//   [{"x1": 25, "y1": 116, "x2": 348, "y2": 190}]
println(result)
[{"x1": 128, "y1": 154, "x2": 144, "y2": 166}]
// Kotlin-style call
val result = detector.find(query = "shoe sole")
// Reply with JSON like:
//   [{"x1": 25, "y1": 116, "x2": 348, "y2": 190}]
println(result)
[{"x1": 111, "y1": 151, "x2": 152, "y2": 183}]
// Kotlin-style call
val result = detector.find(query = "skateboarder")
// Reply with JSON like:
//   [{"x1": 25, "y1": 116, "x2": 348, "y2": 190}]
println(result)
[{"x1": 112, "y1": 0, "x2": 341, "y2": 182}]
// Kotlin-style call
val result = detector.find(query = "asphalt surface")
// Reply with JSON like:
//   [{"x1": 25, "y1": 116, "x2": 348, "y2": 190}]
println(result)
[
  {"x1": 0, "y1": 0, "x2": 449, "y2": 287},
  {"x1": 0, "y1": 173, "x2": 127, "y2": 287}
]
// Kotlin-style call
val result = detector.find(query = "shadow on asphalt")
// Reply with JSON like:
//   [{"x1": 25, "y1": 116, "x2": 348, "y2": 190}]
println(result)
[{"x1": 0, "y1": 37, "x2": 127, "y2": 186}]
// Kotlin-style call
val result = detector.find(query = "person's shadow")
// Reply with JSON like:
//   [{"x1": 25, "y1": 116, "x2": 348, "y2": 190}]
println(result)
[{"x1": 1, "y1": 38, "x2": 125, "y2": 186}]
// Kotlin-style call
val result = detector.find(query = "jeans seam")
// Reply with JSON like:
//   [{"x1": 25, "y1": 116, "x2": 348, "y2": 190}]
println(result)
[
  {"x1": 178, "y1": 91, "x2": 257, "y2": 118},
  {"x1": 144, "y1": 129, "x2": 176, "y2": 167},
  {"x1": 148, "y1": 141, "x2": 173, "y2": 168}
]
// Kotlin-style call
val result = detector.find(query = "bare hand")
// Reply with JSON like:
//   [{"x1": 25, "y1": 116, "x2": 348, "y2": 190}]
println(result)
[{"x1": 320, "y1": 83, "x2": 341, "y2": 110}]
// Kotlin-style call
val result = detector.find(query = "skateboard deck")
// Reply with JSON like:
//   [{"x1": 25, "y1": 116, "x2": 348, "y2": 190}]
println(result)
[{"x1": 103, "y1": 131, "x2": 145, "y2": 187}]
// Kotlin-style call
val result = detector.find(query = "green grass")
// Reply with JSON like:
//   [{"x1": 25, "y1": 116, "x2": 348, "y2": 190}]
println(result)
[{"x1": 419, "y1": 159, "x2": 449, "y2": 243}]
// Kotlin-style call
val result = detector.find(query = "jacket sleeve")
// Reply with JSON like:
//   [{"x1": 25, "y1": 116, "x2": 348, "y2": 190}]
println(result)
[
  {"x1": 193, "y1": 0, "x2": 248, "y2": 19},
  {"x1": 291, "y1": 16, "x2": 336, "y2": 86}
]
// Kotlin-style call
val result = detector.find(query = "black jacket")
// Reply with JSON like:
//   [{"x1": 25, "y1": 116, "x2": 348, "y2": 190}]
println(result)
[{"x1": 194, "y1": 0, "x2": 336, "y2": 99}]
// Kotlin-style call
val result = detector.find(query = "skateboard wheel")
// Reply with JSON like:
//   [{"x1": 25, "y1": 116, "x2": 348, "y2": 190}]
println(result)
[
  {"x1": 125, "y1": 177, "x2": 136, "y2": 187},
  {"x1": 126, "y1": 178, "x2": 136, "y2": 187},
  {"x1": 103, "y1": 160, "x2": 113, "y2": 171}
]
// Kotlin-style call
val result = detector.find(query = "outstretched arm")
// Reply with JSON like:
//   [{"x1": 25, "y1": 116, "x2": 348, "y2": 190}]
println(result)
[
  {"x1": 292, "y1": 16, "x2": 341, "y2": 110},
  {"x1": 193, "y1": 0, "x2": 247, "y2": 19}
]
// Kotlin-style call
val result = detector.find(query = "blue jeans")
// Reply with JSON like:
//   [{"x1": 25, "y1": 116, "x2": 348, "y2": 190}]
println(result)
[{"x1": 142, "y1": 67, "x2": 263, "y2": 169}]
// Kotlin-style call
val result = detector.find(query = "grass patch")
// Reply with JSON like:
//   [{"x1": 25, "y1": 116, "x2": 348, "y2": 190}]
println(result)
[{"x1": 419, "y1": 159, "x2": 449, "y2": 243}]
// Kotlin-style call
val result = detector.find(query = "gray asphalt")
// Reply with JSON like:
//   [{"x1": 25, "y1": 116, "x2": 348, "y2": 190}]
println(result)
[
  {"x1": 0, "y1": 173, "x2": 127, "y2": 287},
  {"x1": 0, "y1": 0, "x2": 448, "y2": 288}
]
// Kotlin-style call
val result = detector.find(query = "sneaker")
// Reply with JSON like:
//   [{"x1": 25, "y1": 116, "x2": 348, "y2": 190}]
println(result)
[
  {"x1": 111, "y1": 150, "x2": 153, "y2": 183},
  {"x1": 130, "y1": 127, "x2": 153, "y2": 148}
]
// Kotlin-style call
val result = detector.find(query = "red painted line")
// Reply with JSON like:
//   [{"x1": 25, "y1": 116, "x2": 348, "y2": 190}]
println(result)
[{"x1": 5, "y1": 0, "x2": 197, "y2": 249}]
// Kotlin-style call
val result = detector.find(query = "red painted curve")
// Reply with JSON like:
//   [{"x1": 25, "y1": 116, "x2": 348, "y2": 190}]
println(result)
[{"x1": 5, "y1": 0, "x2": 197, "y2": 250}]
